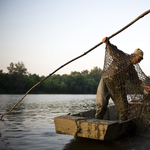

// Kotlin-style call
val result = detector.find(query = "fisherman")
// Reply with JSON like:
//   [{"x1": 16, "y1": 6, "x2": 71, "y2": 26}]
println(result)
[{"x1": 95, "y1": 37, "x2": 150, "y2": 122}]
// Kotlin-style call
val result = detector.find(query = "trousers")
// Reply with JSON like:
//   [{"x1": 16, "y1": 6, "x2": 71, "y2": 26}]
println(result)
[{"x1": 95, "y1": 79, "x2": 128, "y2": 121}]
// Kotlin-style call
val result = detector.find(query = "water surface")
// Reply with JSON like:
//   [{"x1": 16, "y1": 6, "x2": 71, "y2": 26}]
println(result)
[{"x1": 0, "y1": 94, "x2": 149, "y2": 150}]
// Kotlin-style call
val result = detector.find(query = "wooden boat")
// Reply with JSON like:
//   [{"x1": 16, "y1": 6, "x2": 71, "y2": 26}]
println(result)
[{"x1": 54, "y1": 106, "x2": 135, "y2": 141}]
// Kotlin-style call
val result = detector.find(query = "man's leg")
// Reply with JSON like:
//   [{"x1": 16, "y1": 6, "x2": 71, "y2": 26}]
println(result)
[
  {"x1": 111, "y1": 85, "x2": 128, "y2": 122},
  {"x1": 95, "y1": 79, "x2": 111, "y2": 119}
]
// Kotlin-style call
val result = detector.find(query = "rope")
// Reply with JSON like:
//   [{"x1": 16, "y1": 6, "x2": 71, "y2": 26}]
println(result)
[{"x1": 0, "y1": 9, "x2": 150, "y2": 121}]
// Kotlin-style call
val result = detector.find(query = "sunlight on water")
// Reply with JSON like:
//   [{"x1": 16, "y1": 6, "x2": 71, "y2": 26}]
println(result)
[
  {"x1": 0, "y1": 94, "x2": 149, "y2": 150},
  {"x1": 0, "y1": 94, "x2": 97, "y2": 150}
]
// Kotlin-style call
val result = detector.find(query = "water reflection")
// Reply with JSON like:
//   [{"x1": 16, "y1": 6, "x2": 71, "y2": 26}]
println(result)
[{"x1": 63, "y1": 137, "x2": 123, "y2": 150}]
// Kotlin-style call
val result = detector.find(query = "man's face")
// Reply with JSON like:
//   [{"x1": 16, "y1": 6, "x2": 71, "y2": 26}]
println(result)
[{"x1": 131, "y1": 54, "x2": 143, "y2": 64}]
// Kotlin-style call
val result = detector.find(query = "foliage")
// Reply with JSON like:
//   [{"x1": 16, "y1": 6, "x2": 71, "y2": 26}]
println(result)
[
  {"x1": 0, "y1": 62, "x2": 103, "y2": 94},
  {"x1": 7, "y1": 62, "x2": 27, "y2": 75}
]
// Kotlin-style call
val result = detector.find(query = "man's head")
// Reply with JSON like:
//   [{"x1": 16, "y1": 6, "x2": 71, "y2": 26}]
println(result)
[{"x1": 130, "y1": 48, "x2": 143, "y2": 64}]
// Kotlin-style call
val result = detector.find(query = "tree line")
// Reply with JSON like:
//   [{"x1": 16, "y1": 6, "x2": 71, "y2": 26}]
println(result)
[{"x1": 0, "y1": 62, "x2": 102, "y2": 94}]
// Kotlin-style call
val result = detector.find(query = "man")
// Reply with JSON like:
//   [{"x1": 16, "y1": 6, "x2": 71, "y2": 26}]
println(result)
[{"x1": 95, "y1": 37, "x2": 150, "y2": 122}]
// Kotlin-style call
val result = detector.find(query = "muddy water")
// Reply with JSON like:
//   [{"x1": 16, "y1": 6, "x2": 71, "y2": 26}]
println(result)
[{"x1": 0, "y1": 94, "x2": 149, "y2": 150}]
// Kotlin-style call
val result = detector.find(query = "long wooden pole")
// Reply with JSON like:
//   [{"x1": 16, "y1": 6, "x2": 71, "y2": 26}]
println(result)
[{"x1": 0, "y1": 9, "x2": 150, "y2": 121}]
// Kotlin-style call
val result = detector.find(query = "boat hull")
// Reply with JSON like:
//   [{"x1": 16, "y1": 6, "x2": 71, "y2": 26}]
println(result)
[{"x1": 54, "y1": 106, "x2": 135, "y2": 141}]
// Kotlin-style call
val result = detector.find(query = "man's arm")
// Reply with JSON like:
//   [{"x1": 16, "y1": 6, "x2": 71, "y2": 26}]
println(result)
[{"x1": 140, "y1": 82, "x2": 150, "y2": 91}]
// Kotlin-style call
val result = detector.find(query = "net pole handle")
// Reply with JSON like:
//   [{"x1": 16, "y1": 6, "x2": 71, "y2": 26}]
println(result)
[{"x1": 108, "y1": 9, "x2": 150, "y2": 40}]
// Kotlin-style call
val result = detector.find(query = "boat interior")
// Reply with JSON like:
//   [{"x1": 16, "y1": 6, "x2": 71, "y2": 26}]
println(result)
[{"x1": 71, "y1": 105, "x2": 119, "y2": 121}]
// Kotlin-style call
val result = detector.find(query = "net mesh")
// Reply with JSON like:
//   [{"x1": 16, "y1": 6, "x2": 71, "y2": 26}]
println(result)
[{"x1": 102, "y1": 41, "x2": 150, "y2": 136}]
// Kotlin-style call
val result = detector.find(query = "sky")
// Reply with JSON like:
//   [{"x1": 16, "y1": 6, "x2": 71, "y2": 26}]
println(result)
[{"x1": 0, "y1": 0, "x2": 150, "y2": 76}]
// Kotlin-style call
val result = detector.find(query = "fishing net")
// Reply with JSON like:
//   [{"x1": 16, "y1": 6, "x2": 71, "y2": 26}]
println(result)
[{"x1": 101, "y1": 40, "x2": 150, "y2": 136}]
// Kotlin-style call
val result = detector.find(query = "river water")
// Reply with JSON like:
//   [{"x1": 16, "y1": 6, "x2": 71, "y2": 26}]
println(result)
[{"x1": 0, "y1": 94, "x2": 150, "y2": 150}]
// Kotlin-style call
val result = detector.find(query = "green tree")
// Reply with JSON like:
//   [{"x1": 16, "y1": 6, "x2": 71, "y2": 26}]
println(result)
[
  {"x1": 25, "y1": 74, "x2": 41, "y2": 93},
  {"x1": 1, "y1": 64, "x2": 103, "y2": 94},
  {"x1": 7, "y1": 62, "x2": 15, "y2": 74},
  {"x1": 7, "y1": 62, "x2": 28, "y2": 93},
  {"x1": 89, "y1": 67, "x2": 102, "y2": 83},
  {"x1": 7, "y1": 62, "x2": 27, "y2": 75},
  {"x1": 66, "y1": 71, "x2": 87, "y2": 94},
  {"x1": 81, "y1": 70, "x2": 89, "y2": 76}
]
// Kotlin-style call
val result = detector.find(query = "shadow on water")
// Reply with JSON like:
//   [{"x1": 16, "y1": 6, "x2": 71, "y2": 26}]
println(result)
[
  {"x1": 63, "y1": 135, "x2": 150, "y2": 150},
  {"x1": 63, "y1": 137, "x2": 122, "y2": 150}
]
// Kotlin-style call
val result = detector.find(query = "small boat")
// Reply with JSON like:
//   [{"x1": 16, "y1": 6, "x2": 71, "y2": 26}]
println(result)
[{"x1": 54, "y1": 105, "x2": 135, "y2": 141}]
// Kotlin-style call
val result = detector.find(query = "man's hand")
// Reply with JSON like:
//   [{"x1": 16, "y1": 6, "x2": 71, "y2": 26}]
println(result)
[
  {"x1": 102, "y1": 37, "x2": 108, "y2": 43},
  {"x1": 141, "y1": 83, "x2": 150, "y2": 92},
  {"x1": 146, "y1": 87, "x2": 150, "y2": 91}
]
